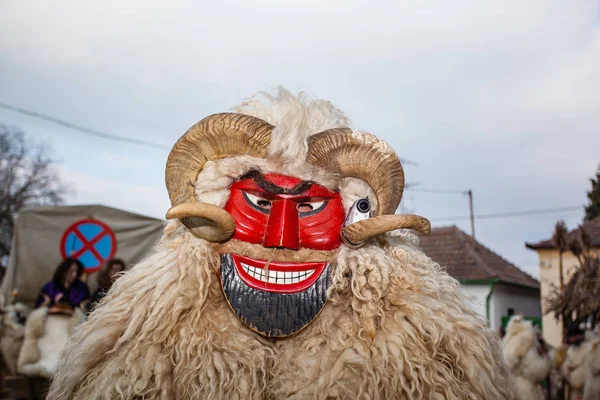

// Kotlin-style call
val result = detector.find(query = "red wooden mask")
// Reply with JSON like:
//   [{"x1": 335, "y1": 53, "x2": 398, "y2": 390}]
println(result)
[
  {"x1": 224, "y1": 172, "x2": 345, "y2": 252},
  {"x1": 218, "y1": 171, "x2": 346, "y2": 337}
]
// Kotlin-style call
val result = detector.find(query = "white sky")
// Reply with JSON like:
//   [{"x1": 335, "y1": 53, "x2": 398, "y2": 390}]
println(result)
[{"x1": 1, "y1": 0, "x2": 599, "y2": 279}]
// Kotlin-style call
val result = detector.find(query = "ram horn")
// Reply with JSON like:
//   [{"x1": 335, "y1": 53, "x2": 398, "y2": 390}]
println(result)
[
  {"x1": 165, "y1": 203, "x2": 236, "y2": 242},
  {"x1": 342, "y1": 214, "x2": 431, "y2": 247},
  {"x1": 306, "y1": 128, "x2": 404, "y2": 216},
  {"x1": 165, "y1": 113, "x2": 273, "y2": 241}
]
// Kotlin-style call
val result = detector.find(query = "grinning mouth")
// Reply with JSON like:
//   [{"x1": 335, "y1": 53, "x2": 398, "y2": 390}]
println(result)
[
  {"x1": 232, "y1": 254, "x2": 327, "y2": 294},
  {"x1": 241, "y1": 264, "x2": 315, "y2": 284},
  {"x1": 220, "y1": 254, "x2": 332, "y2": 337}
]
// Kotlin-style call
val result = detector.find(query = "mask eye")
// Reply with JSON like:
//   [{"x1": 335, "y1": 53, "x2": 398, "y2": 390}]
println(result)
[
  {"x1": 243, "y1": 192, "x2": 272, "y2": 213},
  {"x1": 298, "y1": 200, "x2": 327, "y2": 217},
  {"x1": 344, "y1": 197, "x2": 371, "y2": 226}
]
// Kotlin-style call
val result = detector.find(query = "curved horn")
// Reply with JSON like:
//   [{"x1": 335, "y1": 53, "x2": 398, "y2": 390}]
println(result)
[
  {"x1": 342, "y1": 214, "x2": 431, "y2": 247},
  {"x1": 165, "y1": 113, "x2": 273, "y2": 241},
  {"x1": 306, "y1": 129, "x2": 403, "y2": 216},
  {"x1": 166, "y1": 113, "x2": 273, "y2": 205},
  {"x1": 166, "y1": 203, "x2": 236, "y2": 242}
]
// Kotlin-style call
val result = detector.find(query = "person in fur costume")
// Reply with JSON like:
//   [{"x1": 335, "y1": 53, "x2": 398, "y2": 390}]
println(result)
[
  {"x1": 563, "y1": 325, "x2": 600, "y2": 400},
  {"x1": 502, "y1": 315, "x2": 552, "y2": 400},
  {"x1": 0, "y1": 296, "x2": 30, "y2": 375},
  {"x1": 47, "y1": 87, "x2": 516, "y2": 400},
  {"x1": 583, "y1": 333, "x2": 600, "y2": 400}
]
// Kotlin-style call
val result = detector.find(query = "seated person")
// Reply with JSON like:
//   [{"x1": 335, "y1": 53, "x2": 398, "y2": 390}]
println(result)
[
  {"x1": 87, "y1": 258, "x2": 126, "y2": 313},
  {"x1": 35, "y1": 257, "x2": 90, "y2": 311}
]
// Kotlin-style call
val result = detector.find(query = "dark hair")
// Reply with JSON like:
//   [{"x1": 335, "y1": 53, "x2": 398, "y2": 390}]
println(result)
[
  {"x1": 53, "y1": 257, "x2": 84, "y2": 286},
  {"x1": 239, "y1": 169, "x2": 315, "y2": 195},
  {"x1": 566, "y1": 321, "x2": 584, "y2": 337},
  {"x1": 96, "y1": 258, "x2": 126, "y2": 291}
]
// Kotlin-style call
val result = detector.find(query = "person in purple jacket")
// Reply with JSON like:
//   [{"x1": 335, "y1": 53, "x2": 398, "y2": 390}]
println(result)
[{"x1": 35, "y1": 257, "x2": 90, "y2": 310}]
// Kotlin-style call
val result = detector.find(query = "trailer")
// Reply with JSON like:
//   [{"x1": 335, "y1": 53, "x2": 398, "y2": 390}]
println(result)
[{"x1": 0, "y1": 204, "x2": 165, "y2": 399}]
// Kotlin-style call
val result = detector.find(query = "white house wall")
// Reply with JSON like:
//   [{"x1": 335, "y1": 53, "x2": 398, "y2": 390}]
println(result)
[
  {"x1": 460, "y1": 284, "x2": 491, "y2": 321},
  {"x1": 489, "y1": 284, "x2": 541, "y2": 331}
]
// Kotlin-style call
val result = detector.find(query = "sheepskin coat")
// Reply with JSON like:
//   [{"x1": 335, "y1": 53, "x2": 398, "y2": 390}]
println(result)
[
  {"x1": 502, "y1": 316, "x2": 551, "y2": 400},
  {"x1": 584, "y1": 335, "x2": 600, "y2": 400},
  {"x1": 47, "y1": 87, "x2": 516, "y2": 400},
  {"x1": 564, "y1": 342, "x2": 593, "y2": 398},
  {"x1": 17, "y1": 306, "x2": 85, "y2": 379},
  {"x1": 0, "y1": 302, "x2": 30, "y2": 375}
]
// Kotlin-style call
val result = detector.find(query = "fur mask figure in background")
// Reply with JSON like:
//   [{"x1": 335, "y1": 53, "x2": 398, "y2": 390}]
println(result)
[{"x1": 47, "y1": 88, "x2": 516, "y2": 400}]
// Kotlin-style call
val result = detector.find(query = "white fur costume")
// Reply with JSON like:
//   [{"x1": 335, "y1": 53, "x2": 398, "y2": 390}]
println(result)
[
  {"x1": 561, "y1": 328, "x2": 600, "y2": 400},
  {"x1": 502, "y1": 315, "x2": 551, "y2": 400},
  {"x1": 47, "y1": 88, "x2": 516, "y2": 400},
  {"x1": 17, "y1": 306, "x2": 85, "y2": 379},
  {"x1": 0, "y1": 301, "x2": 30, "y2": 375},
  {"x1": 584, "y1": 336, "x2": 600, "y2": 400}
]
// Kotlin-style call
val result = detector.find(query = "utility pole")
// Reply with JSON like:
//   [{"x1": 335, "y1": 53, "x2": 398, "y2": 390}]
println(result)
[{"x1": 468, "y1": 189, "x2": 475, "y2": 239}]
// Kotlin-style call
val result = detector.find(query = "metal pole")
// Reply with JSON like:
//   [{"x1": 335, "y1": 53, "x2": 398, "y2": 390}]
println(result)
[{"x1": 468, "y1": 190, "x2": 475, "y2": 239}]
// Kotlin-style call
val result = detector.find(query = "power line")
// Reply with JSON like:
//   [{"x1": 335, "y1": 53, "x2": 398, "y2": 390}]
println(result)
[
  {"x1": 406, "y1": 187, "x2": 468, "y2": 194},
  {"x1": 0, "y1": 101, "x2": 170, "y2": 150},
  {"x1": 405, "y1": 185, "x2": 474, "y2": 236},
  {"x1": 431, "y1": 206, "x2": 581, "y2": 222},
  {"x1": 1, "y1": 101, "x2": 424, "y2": 165},
  {"x1": 0, "y1": 103, "x2": 584, "y2": 224},
  {"x1": 400, "y1": 159, "x2": 419, "y2": 166}
]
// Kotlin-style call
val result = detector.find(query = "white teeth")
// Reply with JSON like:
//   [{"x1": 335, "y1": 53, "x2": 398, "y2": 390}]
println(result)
[{"x1": 241, "y1": 263, "x2": 315, "y2": 285}]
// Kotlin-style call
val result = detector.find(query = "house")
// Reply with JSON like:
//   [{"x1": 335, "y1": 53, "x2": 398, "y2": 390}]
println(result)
[
  {"x1": 525, "y1": 216, "x2": 600, "y2": 347},
  {"x1": 418, "y1": 226, "x2": 541, "y2": 332}
]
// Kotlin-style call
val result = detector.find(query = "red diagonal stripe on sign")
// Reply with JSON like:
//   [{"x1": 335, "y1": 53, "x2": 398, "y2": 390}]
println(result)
[{"x1": 72, "y1": 228, "x2": 109, "y2": 263}]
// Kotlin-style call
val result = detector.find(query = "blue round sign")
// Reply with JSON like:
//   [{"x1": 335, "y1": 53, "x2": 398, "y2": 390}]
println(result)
[{"x1": 60, "y1": 218, "x2": 117, "y2": 273}]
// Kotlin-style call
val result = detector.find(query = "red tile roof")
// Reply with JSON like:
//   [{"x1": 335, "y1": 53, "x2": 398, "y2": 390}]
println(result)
[
  {"x1": 417, "y1": 226, "x2": 540, "y2": 289},
  {"x1": 525, "y1": 217, "x2": 600, "y2": 250}
]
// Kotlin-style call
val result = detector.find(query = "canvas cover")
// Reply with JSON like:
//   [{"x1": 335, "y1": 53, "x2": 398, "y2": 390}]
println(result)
[{"x1": 0, "y1": 204, "x2": 165, "y2": 306}]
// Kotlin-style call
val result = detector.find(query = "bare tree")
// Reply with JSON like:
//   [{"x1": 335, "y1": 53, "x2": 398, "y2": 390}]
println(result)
[{"x1": 0, "y1": 123, "x2": 69, "y2": 269}]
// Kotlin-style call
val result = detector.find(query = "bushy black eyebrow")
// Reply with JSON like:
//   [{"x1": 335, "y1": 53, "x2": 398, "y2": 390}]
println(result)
[{"x1": 239, "y1": 169, "x2": 315, "y2": 195}]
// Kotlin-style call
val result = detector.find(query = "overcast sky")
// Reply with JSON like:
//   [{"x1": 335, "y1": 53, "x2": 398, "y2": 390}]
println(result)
[{"x1": 1, "y1": 0, "x2": 599, "y2": 279}]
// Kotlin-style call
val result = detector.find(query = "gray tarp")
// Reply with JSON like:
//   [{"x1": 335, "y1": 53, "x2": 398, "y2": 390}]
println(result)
[{"x1": 0, "y1": 204, "x2": 166, "y2": 306}]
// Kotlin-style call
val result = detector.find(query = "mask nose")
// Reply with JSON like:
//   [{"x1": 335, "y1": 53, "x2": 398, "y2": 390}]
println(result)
[{"x1": 263, "y1": 199, "x2": 300, "y2": 250}]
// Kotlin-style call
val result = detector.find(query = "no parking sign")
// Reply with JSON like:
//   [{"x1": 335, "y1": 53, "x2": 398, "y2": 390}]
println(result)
[{"x1": 59, "y1": 218, "x2": 117, "y2": 273}]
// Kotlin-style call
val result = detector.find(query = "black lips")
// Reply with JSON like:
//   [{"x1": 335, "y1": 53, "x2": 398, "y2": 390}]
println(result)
[{"x1": 220, "y1": 254, "x2": 331, "y2": 337}]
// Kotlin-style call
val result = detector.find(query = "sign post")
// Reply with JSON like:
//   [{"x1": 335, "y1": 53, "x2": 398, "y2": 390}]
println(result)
[{"x1": 59, "y1": 218, "x2": 117, "y2": 274}]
